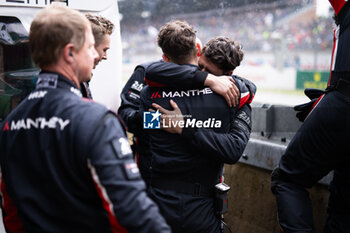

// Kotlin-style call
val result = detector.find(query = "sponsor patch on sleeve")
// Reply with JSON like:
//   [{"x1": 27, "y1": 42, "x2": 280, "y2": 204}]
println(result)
[
  {"x1": 111, "y1": 137, "x2": 133, "y2": 159},
  {"x1": 130, "y1": 80, "x2": 144, "y2": 92},
  {"x1": 123, "y1": 160, "x2": 140, "y2": 180},
  {"x1": 128, "y1": 91, "x2": 140, "y2": 100},
  {"x1": 234, "y1": 119, "x2": 250, "y2": 135},
  {"x1": 237, "y1": 110, "x2": 251, "y2": 126}
]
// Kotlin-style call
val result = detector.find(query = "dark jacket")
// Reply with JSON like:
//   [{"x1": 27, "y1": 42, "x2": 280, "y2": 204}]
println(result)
[
  {"x1": 140, "y1": 63, "x2": 254, "y2": 190},
  {"x1": 0, "y1": 71, "x2": 170, "y2": 233},
  {"x1": 119, "y1": 61, "x2": 255, "y2": 188},
  {"x1": 139, "y1": 63, "x2": 254, "y2": 233},
  {"x1": 118, "y1": 63, "x2": 153, "y2": 185},
  {"x1": 328, "y1": 0, "x2": 350, "y2": 85}
]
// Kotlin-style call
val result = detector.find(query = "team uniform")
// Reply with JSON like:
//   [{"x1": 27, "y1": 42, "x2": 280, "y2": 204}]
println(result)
[
  {"x1": 139, "y1": 62, "x2": 255, "y2": 233},
  {"x1": 118, "y1": 63, "x2": 153, "y2": 185},
  {"x1": 271, "y1": 1, "x2": 350, "y2": 232},
  {"x1": 0, "y1": 72, "x2": 170, "y2": 233},
  {"x1": 119, "y1": 61, "x2": 255, "y2": 187},
  {"x1": 118, "y1": 61, "x2": 209, "y2": 186}
]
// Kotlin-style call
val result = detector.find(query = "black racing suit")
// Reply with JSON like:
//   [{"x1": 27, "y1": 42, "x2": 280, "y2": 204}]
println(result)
[
  {"x1": 0, "y1": 71, "x2": 170, "y2": 233},
  {"x1": 271, "y1": 1, "x2": 350, "y2": 232},
  {"x1": 118, "y1": 61, "x2": 255, "y2": 187},
  {"x1": 118, "y1": 64, "x2": 150, "y2": 184},
  {"x1": 118, "y1": 61, "x2": 208, "y2": 186},
  {"x1": 139, "y1": 63, "x2": 255, "y2": 233}
]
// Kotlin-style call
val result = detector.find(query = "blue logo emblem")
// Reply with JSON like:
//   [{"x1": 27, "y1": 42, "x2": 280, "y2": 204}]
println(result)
[{"x1": 143, "y1": 110, "x2": 161, "y2": 129}]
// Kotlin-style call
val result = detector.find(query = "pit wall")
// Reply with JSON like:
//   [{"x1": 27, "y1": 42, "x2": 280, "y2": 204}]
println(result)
[{"x1": 224, "y1": 103, "x2": 330, "y2": 233}]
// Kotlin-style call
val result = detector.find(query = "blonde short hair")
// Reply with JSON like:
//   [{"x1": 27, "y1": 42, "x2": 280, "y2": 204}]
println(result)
[
  {"x1": 85, "y1": 14, "x2": 114, "y2": 47},
  {"x1": 29, "y1": 4, "x2": 90, "y2": 68}
]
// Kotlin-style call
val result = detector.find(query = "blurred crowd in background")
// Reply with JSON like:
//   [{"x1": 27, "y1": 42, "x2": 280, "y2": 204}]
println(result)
[{"x1": 120, "y1": 0, "x2": 333, "y2": 69}]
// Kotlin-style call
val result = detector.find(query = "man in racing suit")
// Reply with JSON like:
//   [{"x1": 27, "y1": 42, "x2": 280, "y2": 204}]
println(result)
[
  {"x1": 139, "y1": 22, "x2": 255, "y2": 233},
  {"x1": 118, "y1": 38, "x2": 253, "y2": 187},
  {"x1": 81, "y1": 14, "x2": 114, "y2": 99},
  {"x1": 118, "y1": 62, "x2": 242, "y2": 185},
  {"x1": 0, "y1": 5, "x2": 170, "y2": 233},
  {"x1": 271, "y1": 1, "x2": 350, "y2": 232}
]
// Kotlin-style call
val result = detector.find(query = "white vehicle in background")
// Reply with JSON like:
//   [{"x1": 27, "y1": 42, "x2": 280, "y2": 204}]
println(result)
[{"x1": 0, "y1": 0, "x2": 123, "y2": 124}]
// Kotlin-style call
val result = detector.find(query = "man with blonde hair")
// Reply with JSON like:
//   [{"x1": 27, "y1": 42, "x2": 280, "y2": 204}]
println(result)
[
  {"x1": 81, "y1": 13, "x2": 114, "y2": 98},
  {"x1": 86, "y1": 13, "x2": 114, "y2": 67},
  {"x1": 0, "y1": 4, "x2": 170, "y2": 233}
]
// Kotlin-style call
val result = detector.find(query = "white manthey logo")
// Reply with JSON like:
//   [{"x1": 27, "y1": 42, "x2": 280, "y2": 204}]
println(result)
[{"x1": 9, "y1": 117, "x2": 70, "y2": 131}]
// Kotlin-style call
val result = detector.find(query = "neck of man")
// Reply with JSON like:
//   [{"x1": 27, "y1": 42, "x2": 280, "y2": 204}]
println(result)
[
  {"x1": 42, "y1": 62, "x2": 80, "y2": 89},
  {"x1": 170, "y1": 57, "x2": 198, "y2": 66},
  {"x1": 187, "y1": 58, "x2": 198, "y2": 66}
]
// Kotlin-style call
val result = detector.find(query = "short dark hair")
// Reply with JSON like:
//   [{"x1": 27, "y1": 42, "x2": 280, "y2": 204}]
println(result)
[
  {"x1": 202, "y1": 36, "x2": 244, "y2": 73},
  {"x1": 157, "y1": 20, "x2": 197, "y2": 64}
]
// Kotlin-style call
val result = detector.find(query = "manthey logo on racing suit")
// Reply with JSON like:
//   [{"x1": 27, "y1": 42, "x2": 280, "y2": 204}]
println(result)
[
  {"x1": 2, "y1": 117, "x2": 70, "y2": 131},
  {"x1": 143, "y1": 110, "x2": 221, "y2": 129},
  {"x1": 151, "y1": 87, "x2": 213, "y2": 99}
]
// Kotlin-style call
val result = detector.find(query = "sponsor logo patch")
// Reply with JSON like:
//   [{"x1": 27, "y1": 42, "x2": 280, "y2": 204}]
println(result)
[
  {"x1": 130, "y1": 81, "x2": 144, "y2": 92},
  {"x1": 237, "y1": 110, "x2": 251, "y2": 126},
  {"x1": 3, "y1": 117, "x2": 70, "y2": 131},
  {"x1": 28, "y1": 90, "x2": 47, "y2": 100},
  {"x1": 36, "y1": 74, "x2": 58, "y2": 89},
  {"x1": 70, "y1": 87, "x2": 82, "y2": 97},
  {"x1": 112, "y1": 137, "x2": 133, "y2": 158},
  {"x1": 151, "y1": 88, "x2": 213, "y2": 99},
  {"x1": 124, "y1": 160, "x2": 140, "y2": 180}
]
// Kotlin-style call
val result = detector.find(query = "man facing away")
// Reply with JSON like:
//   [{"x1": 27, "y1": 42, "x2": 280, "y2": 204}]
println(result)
[
  {"x1": 0, "y1": 5, "x2": 170, "y2": 233},
  {"x1": 118, "y1": 39, "x2": 242, "y2": 186},
  {"x1": 139, "y1": 20, "x2": 254, "y2": 233}
]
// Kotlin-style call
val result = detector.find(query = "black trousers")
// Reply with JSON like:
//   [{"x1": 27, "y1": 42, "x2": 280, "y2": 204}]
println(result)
[
  {"x1": 271, "y1": 91, "x2": 350, "y2": 233},
  {"x1": 148, "y1": 186, "x2": 221, "y2": 233}
]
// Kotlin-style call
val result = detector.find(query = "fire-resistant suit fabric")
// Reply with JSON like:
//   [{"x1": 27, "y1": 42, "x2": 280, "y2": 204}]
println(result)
[
  {"x1": 139, "y1": 63, "x2": 253, "y2": 233},
  {"x1": 0, "y1": 72, "x2": 171, "y2": 233}
]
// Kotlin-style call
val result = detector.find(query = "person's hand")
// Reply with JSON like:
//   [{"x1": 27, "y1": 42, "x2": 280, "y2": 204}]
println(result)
[
  {"x1": 151, "y1": 100, "x2": 183, "y2": 134},
  {"x1": 294, "y1": 88, "x2": 325, "y2": 122},
  {"x1": 204, "y1": 74, "x2": 239, "y2": 107}
]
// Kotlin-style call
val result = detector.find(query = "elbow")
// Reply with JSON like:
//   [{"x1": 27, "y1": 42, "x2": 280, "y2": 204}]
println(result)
[
  {"x1": 224, "y1": 140, "x2": 248, "y2": 164},
  {"x1": 226, "y1": 154, "x2": 242, "y2": 165}
]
